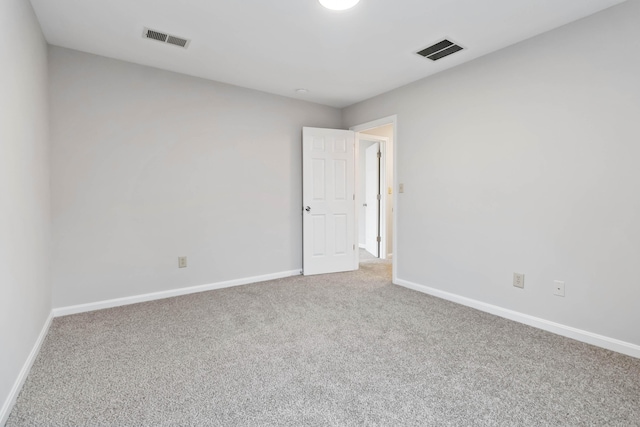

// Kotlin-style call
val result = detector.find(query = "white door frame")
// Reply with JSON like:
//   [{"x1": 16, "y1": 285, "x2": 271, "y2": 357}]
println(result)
[
  {"x1": 357, "y1": 135, "x2": 389, "y2": 260},
  {"x1": 350, "y1": 115, "x2": 398, "y2": 284}
]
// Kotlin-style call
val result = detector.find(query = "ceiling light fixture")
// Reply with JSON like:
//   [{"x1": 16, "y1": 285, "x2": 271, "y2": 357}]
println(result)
[
  {"x1": 295, "y1": 88, "x2": 309, "y2": 94},
  {"x1": 319, "y1": 0, "x2": 360, "y2": 11}
]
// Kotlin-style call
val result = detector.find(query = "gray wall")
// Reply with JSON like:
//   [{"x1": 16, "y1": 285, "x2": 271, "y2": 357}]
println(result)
[
  {"x1": 49, "y1": 47, "x2": 342, "y2": 308},
  {"x1": 343, "y1": 0, "x2": 640, "y2": 346},
  {"x1": 0, "y1": 0, "x2": 51, "y2": 420}
]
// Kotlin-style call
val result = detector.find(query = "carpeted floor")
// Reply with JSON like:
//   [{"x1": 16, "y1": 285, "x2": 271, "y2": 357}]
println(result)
[{"x1": 7, "y1": 256, "x2": 640, "y2": 426}]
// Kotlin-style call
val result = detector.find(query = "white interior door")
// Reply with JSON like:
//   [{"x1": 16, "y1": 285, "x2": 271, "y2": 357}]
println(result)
[
  {"x1": 365, "y1": 142, "x2": 380, "y2": 257},
  {"x1": 303, "y1": 127, "x2": 356, "y2": 276}
]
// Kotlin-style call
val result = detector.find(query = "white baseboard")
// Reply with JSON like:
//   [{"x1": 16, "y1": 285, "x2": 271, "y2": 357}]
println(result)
[
  {"x1": 0, "y1": 312, "x2": 53, "y2": 426},
  {"x1": 53, "y1": 270, "x2": 301, "y2": 317},
  {"x1": 358, "y1": 243, "x2": 365, "y2": 249},
  {"x1": 395, "y1": 278, "x2": 640, "y2": 359}
]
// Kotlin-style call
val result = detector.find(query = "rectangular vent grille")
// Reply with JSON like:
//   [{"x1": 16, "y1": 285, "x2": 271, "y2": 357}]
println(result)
[
  {"x1": 146, "y1": 29, "x2": 168, "y2": 42},
  {"x1": 417, "y1": 39, "x2": 464, "y2": 61},
  {"x1": 167, "y1": 36, "x2": 188, "y2": 47},
  {"x1": 143, "y1": 27, "x2": 190, "y2": 49}
]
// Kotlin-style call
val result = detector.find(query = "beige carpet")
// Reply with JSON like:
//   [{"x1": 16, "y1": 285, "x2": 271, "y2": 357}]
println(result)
[{"x1": 7, "y1": 259, "x2": 640, "y2": 426}]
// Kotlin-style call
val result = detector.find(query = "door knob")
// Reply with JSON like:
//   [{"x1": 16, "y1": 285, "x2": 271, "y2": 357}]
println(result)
[{"x1": 305, "y1": 206, "x2": 311, "y2": 212}]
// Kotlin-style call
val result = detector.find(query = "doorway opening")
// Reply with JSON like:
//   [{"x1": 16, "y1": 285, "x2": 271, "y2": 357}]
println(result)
[
  {"x1": 352, "y1": 119, "x2": 395, "y2": 278},
  {"x1": 357, "y1": 135, "x2": 387, "y2": 259},
  {"x1": 301, "y1": 116, "x2": 397, "y2": 282}
]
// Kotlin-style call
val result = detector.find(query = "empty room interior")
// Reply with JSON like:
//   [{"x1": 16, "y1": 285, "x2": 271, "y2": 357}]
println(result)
[{"x1": 2, "y1": 0, "x2": 640, "y2": 425}]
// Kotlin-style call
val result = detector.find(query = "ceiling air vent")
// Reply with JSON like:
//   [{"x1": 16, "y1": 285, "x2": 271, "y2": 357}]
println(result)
[
  {"x1": 417, "y1": 39, "x2": 463, "y2": 61},
  {"x1": 143, "y1": 27, "x2": 190, "y2": 49}
]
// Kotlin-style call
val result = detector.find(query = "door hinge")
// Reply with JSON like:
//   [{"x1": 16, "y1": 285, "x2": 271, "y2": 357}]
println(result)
[
  {"x1": 353, "y1": 194, "x2": 355, "y2": 200},
  {"x1": 377, "y1": 151, "x2": 381, "y2": 159},
  {"x1": 376, "y1": 236, "x2": 381, "y2": 243},
  {"x1": 377, "y1": 194, "x2": 381, "y2": 201},
  {"x1": 353, "y1": 244, "x2": 355, "y2": 250}
]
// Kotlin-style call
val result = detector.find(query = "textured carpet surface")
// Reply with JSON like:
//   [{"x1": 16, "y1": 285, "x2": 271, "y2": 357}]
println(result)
[{"x1": 8, "y1": 257, "x2": 640, "y2": 426}]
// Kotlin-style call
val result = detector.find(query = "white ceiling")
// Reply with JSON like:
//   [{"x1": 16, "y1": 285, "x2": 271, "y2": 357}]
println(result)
[{"x1": 30, "y1": 0, "x2": 626, "y2": 108}]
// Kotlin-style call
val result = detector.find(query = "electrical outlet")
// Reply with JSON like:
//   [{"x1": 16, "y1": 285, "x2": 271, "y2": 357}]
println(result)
[
  {"x1": 399, "y1": 183, "x2": 405, "y2": 193},
  {"x1": 178, "y1": 256, "x2": 187, "y2": 268},
  {"x1": 554, "y1": 280, "x2": 565, "y2": 297},
  {"x1": 513, "y1": 273, "x2": 525, "y2": 289}
]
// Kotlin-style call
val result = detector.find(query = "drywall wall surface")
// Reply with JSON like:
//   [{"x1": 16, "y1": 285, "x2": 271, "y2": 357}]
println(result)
[
  {"x1": 0, "y1": 0, "x2": 51, "y2": 419},
  {"x1": 361, "y1": 125, "x2": 394, "y2": 258},
  {"x1": 343, "y1": 0, "x2": 640, "y2": 346},
  {"x1": 49, "y1": 47, "x2": 342, "y2": 308}
]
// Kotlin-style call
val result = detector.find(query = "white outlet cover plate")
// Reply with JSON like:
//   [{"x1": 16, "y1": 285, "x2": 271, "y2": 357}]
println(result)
[{"x1": 513, "y1": 273, "x2": 525, "y2": 289}]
